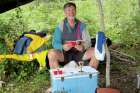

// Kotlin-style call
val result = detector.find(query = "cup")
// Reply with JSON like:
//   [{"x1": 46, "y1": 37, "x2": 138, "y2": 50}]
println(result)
[
  {"x1": 79, "y1": 61, "x2": 84, "y2": 72},
  {"x1": 53, "y1": 70, "x2": 58, "y2": 75},
  {"x1": 58, "y1": 70, "x2": 63, "y2": 75}
]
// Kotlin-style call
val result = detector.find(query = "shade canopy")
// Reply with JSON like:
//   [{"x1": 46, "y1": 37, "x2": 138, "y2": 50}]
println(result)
[{"x1": 0, "y1": 0, "x2": 34, "y2": 13}]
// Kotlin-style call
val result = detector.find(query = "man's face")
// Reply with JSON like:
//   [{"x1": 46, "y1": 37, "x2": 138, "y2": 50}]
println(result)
[{"x1": 64, "y1": 6, "x2": 76, "y2": 20}]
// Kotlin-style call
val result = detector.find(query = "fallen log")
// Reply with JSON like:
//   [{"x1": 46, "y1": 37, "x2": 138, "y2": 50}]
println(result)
[{"x1": 110, "y1": 49, "x2": 137, "y2": 64}]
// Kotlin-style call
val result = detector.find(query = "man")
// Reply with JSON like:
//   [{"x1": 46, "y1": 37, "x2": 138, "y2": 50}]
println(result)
[{"x1": 48, "y1": 2, "x2": 99, "y2": 69}]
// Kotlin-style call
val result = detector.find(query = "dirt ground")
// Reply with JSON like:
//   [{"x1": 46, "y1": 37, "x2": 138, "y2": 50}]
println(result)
[{"x1": 98, "y1": 57, "x2": 139, "y2": 93}]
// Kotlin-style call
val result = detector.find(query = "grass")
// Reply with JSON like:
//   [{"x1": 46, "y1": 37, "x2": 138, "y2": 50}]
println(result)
[{"x1": 0, "y1": 70, "x2": 50, "y2": 93}]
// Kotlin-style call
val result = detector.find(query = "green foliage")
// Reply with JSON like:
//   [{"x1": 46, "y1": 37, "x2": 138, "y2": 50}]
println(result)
[
  {"x1": 0, "y1": 7, "x2": 28, "y2": 50},
  {"x1": 119, "y1": 15, "x2": 140, "y2": 48},
  {"x1": 103, "y1": 0, "x2": 140, "y2": 48},
  {"x1": 0, "y1": 70, "x2": 50, "y2": 93}
]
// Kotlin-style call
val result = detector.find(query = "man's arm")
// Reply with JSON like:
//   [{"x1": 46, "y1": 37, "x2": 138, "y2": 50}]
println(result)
[
  {"x1": 52, "y1": 26, "x2": 63, "y2": 51},
  {"x1": 81, "y1": 24, "x2": 91, "y2": 49}
]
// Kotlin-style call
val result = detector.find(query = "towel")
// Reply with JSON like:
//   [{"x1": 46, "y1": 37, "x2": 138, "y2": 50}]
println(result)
[{"x1": 95, "y1": 32, "x2": 106, "y2": 61}]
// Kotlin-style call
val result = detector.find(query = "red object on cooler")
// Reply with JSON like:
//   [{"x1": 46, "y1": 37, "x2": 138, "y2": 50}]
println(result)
[
  {"x1": 53, "y1": 70, "x2": 58, "y2": 75},
  {"x1": 53, "y1": 69, "x2": 63, "y2": 75},
  {"x1": 58, "y1": 70, "x2": 63, "y2": 74}
]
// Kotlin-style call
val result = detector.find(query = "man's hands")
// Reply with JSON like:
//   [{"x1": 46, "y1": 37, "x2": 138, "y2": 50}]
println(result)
[
  {"x1": 63, "y1": 44, "x2": 73, "y2": 51},
  {"x1": 74, "y1": 44, "x2": 84, "y2": 52},
  {"x1": 63, "y1": 40, "x2": 85, "y2": 52}
]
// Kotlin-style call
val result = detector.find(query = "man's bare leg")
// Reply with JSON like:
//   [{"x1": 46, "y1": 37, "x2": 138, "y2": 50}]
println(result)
[
  {"x1": 48, "y1": 49, "x2": 64, "y2": 69},
  {"x1": 83, "y1": 48, "x2": 99, "y2": 69}
]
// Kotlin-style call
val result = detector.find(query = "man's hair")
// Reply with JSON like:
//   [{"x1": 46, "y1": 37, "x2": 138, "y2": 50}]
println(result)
[{"x1": 64, "y1": 2, "x2": 76, "y2": 9}]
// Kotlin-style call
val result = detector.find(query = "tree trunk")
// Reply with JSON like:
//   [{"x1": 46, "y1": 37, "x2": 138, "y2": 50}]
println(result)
[
  {"x1": 138, "y1": 0, "x2": 140, "y2": 9},
  {"x1": 96, "y1": 0, "x2": 111, "y2": 87}
]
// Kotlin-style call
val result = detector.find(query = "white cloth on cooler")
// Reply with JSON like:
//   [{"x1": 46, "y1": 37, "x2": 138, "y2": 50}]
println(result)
[{"x1": 64, "y1": 60, "x2": 78, "y2": 69}]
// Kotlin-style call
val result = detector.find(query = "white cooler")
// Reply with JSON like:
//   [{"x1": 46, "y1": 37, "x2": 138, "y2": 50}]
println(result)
[{"x1": 50, "y1": 66, "x2": 99, "y2": 93}]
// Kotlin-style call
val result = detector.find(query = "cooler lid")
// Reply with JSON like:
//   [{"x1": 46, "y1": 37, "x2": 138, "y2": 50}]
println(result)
[{"x1": 50, "y1": 66, "x2": 99, "y2": 79}]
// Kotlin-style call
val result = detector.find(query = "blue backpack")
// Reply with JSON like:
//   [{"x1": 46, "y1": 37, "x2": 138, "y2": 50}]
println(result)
[{"x1": 13, "y1": 31, "x2": 47, "y2": 54}]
